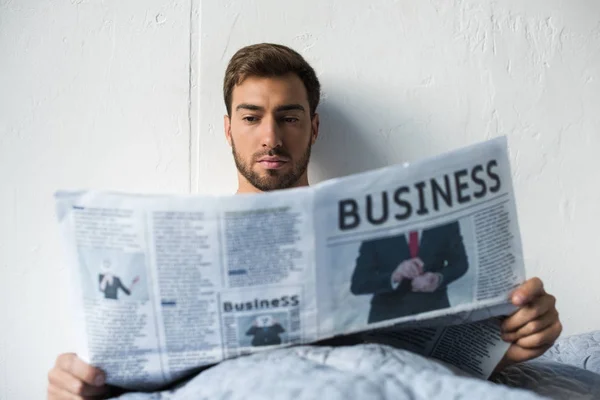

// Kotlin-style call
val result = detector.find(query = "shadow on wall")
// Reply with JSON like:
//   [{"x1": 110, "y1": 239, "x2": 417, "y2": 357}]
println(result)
[
  {"x1": 309, "y1": 100, "x2": 388, "y2": 183},
  {"x1": 308, "y1": 82, "x2": 434, "y2": 183}
]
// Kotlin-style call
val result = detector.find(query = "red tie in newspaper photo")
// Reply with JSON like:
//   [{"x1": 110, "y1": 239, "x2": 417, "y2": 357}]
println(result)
[{"x1": 409, "y1": 230, "x2": 419, "y2": 259}]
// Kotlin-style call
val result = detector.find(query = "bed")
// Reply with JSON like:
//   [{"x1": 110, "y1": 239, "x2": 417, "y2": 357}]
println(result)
[{"x1": 115, "y1": 330, "x2": 600, "y2": 399}]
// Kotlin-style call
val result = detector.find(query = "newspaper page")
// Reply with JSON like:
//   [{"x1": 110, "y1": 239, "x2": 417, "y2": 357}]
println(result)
[
  {"x1": 55, "y1": 195, "x2": 227, "y2": 389},
  {"x1": 55, "y1": 189, "x2": 318, "y2": 390},
  {"x1": 312, "y1": 135, "x2": 523, "y2": 377},
  {"x1": 214, "y1": 191, "x2": 318, "y2": 361},
  {"x1": 360, "y1": 318, "x2": 511, "y2": 378},
  {"x1": 55, "y1": 136, "x2": 525, "y2": 389}
]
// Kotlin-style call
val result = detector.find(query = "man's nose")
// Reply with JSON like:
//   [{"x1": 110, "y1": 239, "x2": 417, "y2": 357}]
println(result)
[{"x1": 260, "y1": 116, "x2": 283, "y2": 148}]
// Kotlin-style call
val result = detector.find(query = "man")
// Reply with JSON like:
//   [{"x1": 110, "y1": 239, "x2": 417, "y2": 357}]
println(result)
[
  {"x1": 98, "y1": 260, "x2": 139, "y2": 300},
  {"x1": 47, "y1": 43, "x2": 562, "y2": 399},
  {"x1": 351, "y1": 221, "x2": 469, "y2": 323},
  {"x1": 246, "y1": 315, "x2": 286, "y2": 347}
]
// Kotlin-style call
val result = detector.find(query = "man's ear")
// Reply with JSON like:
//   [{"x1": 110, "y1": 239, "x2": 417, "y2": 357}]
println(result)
[
  {"x1": 310, "y1": 113, "x2": 320, "y2": 145},
  {"x1": 224, "y1": 114, "x2": 233, "y2": 147}
]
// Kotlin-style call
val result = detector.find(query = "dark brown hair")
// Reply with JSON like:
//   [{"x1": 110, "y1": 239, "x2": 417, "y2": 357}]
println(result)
[{"x1": 223, "y1": 43, "x2": 321, "y2": 116}]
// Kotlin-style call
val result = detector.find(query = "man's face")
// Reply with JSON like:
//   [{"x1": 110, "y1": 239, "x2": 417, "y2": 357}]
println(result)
[{"x1": 225, "y1": 73, "x2": 319, "y2": 192}]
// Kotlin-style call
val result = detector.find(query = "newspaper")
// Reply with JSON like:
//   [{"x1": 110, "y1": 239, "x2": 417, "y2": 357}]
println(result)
[{"x1": 55, "y1": 136, "x2": 525, "y2": 390}]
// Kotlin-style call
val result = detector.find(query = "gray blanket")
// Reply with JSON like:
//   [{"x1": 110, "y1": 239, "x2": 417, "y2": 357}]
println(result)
[
  {"x1": 116, "y1": 331, "x2": 600, "y2": 400},
  {"x1": 493, "y1": 330, "x2": 600, "y2": 399}
]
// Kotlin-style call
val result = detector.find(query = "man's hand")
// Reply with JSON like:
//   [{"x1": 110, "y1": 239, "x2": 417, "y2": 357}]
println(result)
[
  {"x1": 391, "y1": 258, "x2": 424, "y2": 283},
  {"x1": 411, "y1": 272, "x2": 441, "y2": 292},
  {"x1": 129, "y1": 276, "x2": 140, "y2": 292},
  {"x1": 48, "y1": 353, "x2": 109, "y2": 399},
  {"x1": 497, "y1": 277, "x2": 562, "y2": 370}
]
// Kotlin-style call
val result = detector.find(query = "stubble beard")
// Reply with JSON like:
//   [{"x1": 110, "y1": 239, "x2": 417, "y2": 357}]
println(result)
[{"x1": 232, "y1": 140, "x2": 312, "y2": 192}]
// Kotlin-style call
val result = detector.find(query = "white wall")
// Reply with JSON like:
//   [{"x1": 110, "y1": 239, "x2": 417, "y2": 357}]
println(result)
[
  {"x1": 1, "y1": 0, "x2": 599, "y2": 398},
  {"x1": 0, "y1": 1, "x2": 192, "y2": 398}
]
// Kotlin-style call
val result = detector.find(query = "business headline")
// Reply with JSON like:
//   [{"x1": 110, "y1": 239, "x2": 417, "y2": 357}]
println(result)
[{"x1": 338, "y1": 160, "x2": 501, "y2": 231}]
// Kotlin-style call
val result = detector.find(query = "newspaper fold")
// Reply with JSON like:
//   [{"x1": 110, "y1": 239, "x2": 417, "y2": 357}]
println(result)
[{"x1": 55, "y1": 136, "x2": 525, "y2": 390}]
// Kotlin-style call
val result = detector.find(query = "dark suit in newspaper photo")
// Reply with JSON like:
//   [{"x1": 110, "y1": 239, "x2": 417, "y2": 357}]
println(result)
[{"x1": 350, "y1": 220, "x2": 469, "y2": 323}]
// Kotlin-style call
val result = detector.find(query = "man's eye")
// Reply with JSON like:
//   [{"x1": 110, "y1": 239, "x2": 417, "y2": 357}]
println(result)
[
  {"x1": 283, "y1": 117, "x2": 299, "y2": 123},
  {"x1": 243, "y1": 116, "x2": 259, "y2": 123}
]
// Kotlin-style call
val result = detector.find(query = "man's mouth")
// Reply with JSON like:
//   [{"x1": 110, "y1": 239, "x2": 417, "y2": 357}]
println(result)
[{"x1": 257, "y1": 156, "x2": 289, "y2": 170}]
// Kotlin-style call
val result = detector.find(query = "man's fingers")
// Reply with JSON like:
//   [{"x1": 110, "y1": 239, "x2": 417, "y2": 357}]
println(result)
[
  {"x1": 48, "y1": 368, "x2": 83, "y2": 396},
  {"x1": 412, "y1": 276, "x2": 436, "y2": 292},
  {"x1": 423, "y1": 275, "x2": 437, "y2": 292},
  {"x1": 410, "y1": 262, "x2": 422, "y2": 277},
  {"x1": 412, "y1": 258, "x2": 425, "y2": 272},
  {"x1": 48, "y1": 384, "x2": 81, "y2": 400},
  {"x1": 503, "y1": 343, "x2": 553, "y2": 366},
  {"x1": 48, "y1": 385, "x2": 103, "y2": 400},
  {"x1": 515, "y1": 320, "x2": 563, "y2": 349},
  {"x1": 411, "y1": 277, "x2": 424, "y2": 291},
  {"x1": 502, "y1": 309, "x2": 559, "y2": 342},
  {"x1": 426, "y1": 273, "x2": 437, "y2": 284},
  {"x1": 502, "y1": 294, "x2": 556, "y2": 333},
  {"x1": 405, "y1": 264, "x2": 417, "y2": 278},
  {"x1": 47, "y1": 384, "x2": 100, "y2": 400},
  {"x1": 55, "y1": 353, "x2": 105, "y2": 387},
  {"x1": 48, "y1": 368, "x2": 108, "y2": 397},
  {"x1": 403, "y1": 262, "x2": 420, "y2": 279},
  {"x1": 511, "y1": 277, "x2": 545, "y2": 306},
  {"x1": 410, "y1": 257, "x2": 425, "y2": 276}
]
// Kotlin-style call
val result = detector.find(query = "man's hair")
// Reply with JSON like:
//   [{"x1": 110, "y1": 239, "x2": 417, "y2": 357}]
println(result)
[{"x1": 224, "y1": 43, "x2": 321, "y2": 116}]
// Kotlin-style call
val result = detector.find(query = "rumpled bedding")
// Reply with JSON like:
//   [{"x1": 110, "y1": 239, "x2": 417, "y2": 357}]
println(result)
[
  {"x1": 115, "y1": 331, "x2": 600, "y2": 400},
  {"x1": 492, "y1": 330, "x2": 600, "y2": 399}
]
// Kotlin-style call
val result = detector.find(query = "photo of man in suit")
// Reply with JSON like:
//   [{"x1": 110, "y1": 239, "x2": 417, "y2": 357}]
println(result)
[
  {"x1": 350, "y1": 220, "x2": 468, "y2": 324},
  {"x1": 98, "y1": 259, "x2": 140, "y2": 300},
  {"x1": 245, "y1": 315, "x2": 286, "y2": 347}
]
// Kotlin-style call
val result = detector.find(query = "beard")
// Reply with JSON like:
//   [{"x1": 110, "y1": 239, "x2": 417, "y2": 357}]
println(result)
[{"x1": 232, "y1": 140, "x2": 312, "y2": 192}]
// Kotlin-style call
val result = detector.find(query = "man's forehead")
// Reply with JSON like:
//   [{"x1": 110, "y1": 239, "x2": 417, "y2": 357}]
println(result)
[{"x1": 231, "y1": 74, "x2": 309, "y2": 111}]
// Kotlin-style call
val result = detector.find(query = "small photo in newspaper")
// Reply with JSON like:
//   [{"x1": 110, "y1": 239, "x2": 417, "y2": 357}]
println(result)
[
  {"x1": 77, "y1": 249, "x2": 148, "y2": 302},
  {"x1": 219, "y1": 286, "x2": 303, "y2": 356},
  {"x1": 328, "y1": 216, "x2": 477, "y2": 331},
  {"x1": 239, "y1": 312, "x2": 289, "y2": 347}
]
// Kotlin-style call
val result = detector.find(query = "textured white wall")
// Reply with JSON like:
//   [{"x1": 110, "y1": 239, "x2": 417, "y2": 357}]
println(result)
[
  {"x1": 0, "y1": 0, "x2": 599, "y2": 399},
  {"x1": 0, "y1": 1, "x2": 192, "y2": 398}
]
